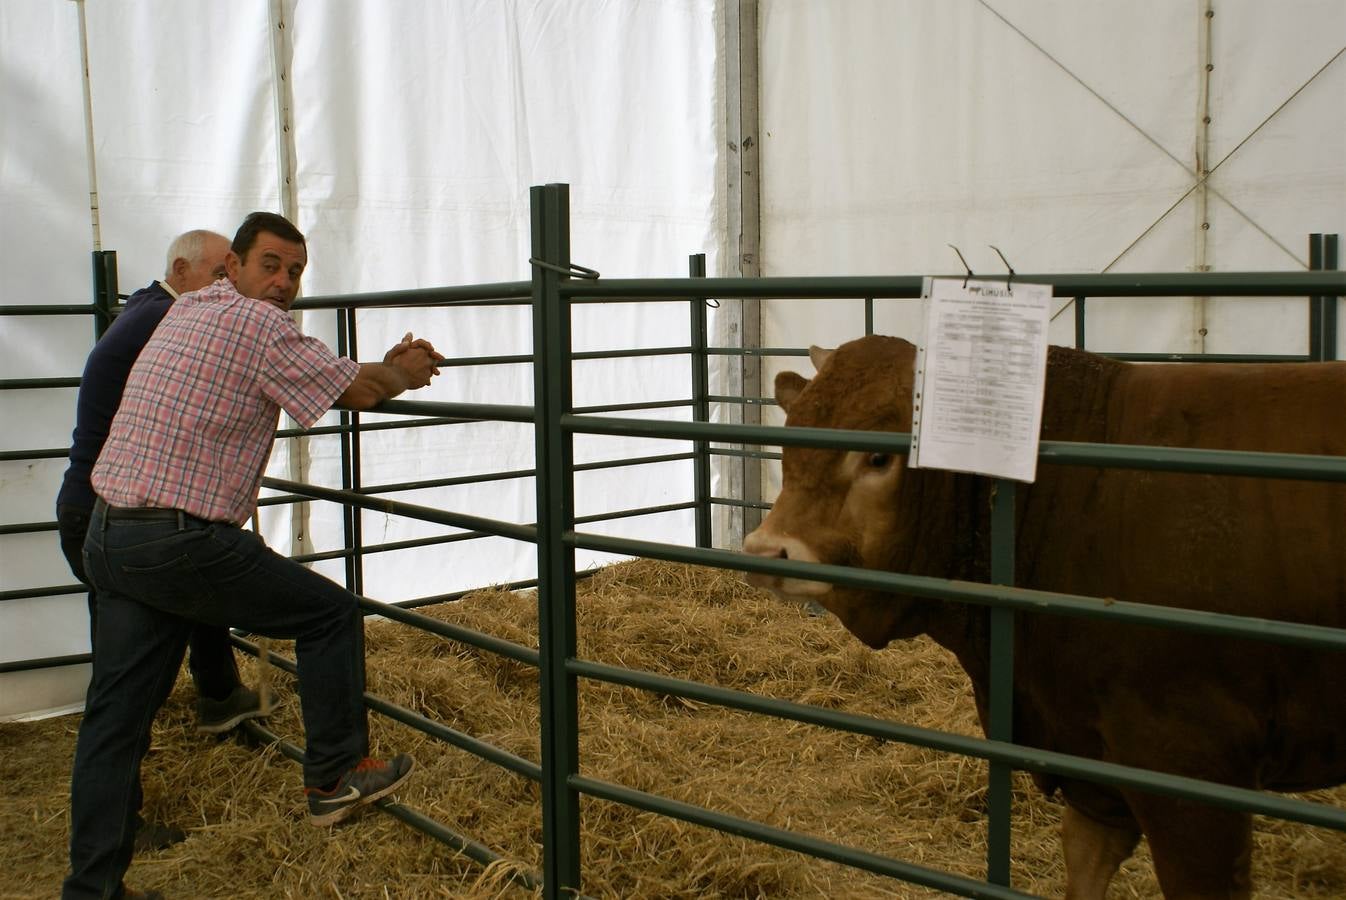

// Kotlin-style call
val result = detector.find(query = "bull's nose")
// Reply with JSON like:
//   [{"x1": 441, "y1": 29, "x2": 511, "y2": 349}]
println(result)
[
  {"x1": 744, "y1": 529, "x2": 819, "y2": 565},
  {"x1": 742, "y1": 528, "x2": 782, "y2": 558},
  {"x1": 742, "y1": 529, "x2": 784, "y2": 588},
  {"x1": 741, "y1": 529, "x2": 832, "y2": 597}
]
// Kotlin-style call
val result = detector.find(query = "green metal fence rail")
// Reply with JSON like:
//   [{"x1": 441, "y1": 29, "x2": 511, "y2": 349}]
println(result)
[
  {"x1": 2, "y1": 187, "x2": 1342, "y2": 897},
  {"x1": 0, "y1": 261, "x2": 709, "y2": 611},
  {"x1": 232, "y1": 637, "x2": 543, "y2": 894},
  {"x1": 0, "y1": 210, "x2": 722, "y2": 891},
  {"x1": 526, "y1": 182, "x2": 1346, "y2": 898}
]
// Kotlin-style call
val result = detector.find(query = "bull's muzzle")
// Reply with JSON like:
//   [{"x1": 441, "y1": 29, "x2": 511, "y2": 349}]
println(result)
[{"x1": 741, "y1": 528, "x2": 833, "y2": 598}]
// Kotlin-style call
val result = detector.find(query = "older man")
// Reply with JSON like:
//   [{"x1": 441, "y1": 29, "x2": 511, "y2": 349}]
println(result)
[
  {"x1": 64, "y1": 212, "x2": 440, "y2": 900},
  {"x1": 58, "y1": 230, "x2": 266, "y2": 729}
]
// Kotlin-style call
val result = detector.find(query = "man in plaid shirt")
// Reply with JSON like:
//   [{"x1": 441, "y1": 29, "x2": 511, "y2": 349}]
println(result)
[
  {"x1": 57, "y1": 229, "x2": 268, "y2": 858},
  {"x1": 64, "y1": 212, "x2": 440, "y2": 900}
]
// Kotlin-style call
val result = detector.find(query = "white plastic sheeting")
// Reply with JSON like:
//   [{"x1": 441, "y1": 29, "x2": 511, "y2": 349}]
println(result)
[
  {"x1": 1, "y1": 0, "x2": 722, "y2": 719},
  {"x1": 755, "y1": 0, "x2": 1345, "y2": 507},
  {"x1": 757, "y1": 0, "x2": 1344, "y2": 386},
  {"x1": 2, "y1": 2, "x2": 1342, "y2": 720}
]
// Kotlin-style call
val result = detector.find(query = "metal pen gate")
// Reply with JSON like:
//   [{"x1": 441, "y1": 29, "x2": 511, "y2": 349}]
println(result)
[
  {"x1": 1, "y1": 182, "x2": 1344, "y2": 897},
  {"x1": 526, "y1": 183, "x2": 1346, "y2": 898}
]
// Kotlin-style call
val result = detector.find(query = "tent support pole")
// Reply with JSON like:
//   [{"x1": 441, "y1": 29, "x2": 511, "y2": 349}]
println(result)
[
  {"x1": 72, "y1": 0, "x2": 101, "y2": 251},
  {"x1": 268, "y1": 0, "x2": 313, "y2": 560},
  {"x1": 1193, "y1": 1, "x2": 1216, "y2": 352},
  {"x1": 725, "y1": 0, "x2": 763, "y2": 546}
]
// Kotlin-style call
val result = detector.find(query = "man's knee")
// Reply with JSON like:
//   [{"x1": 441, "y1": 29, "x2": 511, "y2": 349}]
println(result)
[{"x1": 332, "y1": 589, "x2": 361, "y2": 622}]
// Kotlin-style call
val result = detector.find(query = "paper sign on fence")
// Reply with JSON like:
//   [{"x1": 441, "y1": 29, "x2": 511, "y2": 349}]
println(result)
[{"x1": 909, "y1": 277, "x2": 1051, "y2": 482}]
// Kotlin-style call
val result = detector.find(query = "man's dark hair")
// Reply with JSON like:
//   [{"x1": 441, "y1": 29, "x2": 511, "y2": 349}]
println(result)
[{"x1": 232, "y1": 211, "x2": 306, "y2": 259}]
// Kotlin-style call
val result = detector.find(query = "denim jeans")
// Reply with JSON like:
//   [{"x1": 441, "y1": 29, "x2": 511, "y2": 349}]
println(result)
[
  {"x1": 63, "y1": 503, "x2": 370, "y2": 900},
  {"x1": 56, "y1": 503, "x2": 242, "y2": 699}
]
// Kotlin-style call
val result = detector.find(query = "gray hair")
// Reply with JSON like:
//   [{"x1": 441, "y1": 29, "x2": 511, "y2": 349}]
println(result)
[{"x1": 163, "y1": 229, "x2": 228, "y2": 277}]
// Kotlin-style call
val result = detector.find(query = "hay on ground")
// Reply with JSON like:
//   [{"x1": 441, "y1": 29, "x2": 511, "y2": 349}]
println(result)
[{"x1": 3, "y1": 559, "x2": 1343, "y2": 898}]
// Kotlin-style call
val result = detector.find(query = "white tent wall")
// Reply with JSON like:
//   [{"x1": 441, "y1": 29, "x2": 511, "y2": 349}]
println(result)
[
  {"x1": 282, "y1": 0, "x2": 723, "y2": 596},
  {"x1": 1, "y1": 2, "x2": 1341, "y2": 721},
  {"x1": 0, "y1": 0, "x2": 722, "y2": 720},
  {"x1": 755, "y1": 0, "x2": 1345, "y2": 501},
  {"x1": 0, "y1": 3, "x2": 100, "y2": 718}
]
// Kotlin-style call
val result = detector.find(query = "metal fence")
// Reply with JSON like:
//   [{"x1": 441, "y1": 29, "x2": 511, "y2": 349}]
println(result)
[{"x1": 0, "y1": 183, "x2": 1343, "y2": 897}]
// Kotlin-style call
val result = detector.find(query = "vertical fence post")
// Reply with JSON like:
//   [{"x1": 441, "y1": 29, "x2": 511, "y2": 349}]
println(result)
[
  {"x1": 531, "y1": 183, "x2": 582, "y2": 899},
  {"x1": 1310, "y1": 233, "x2": 1339, "y2": 362},
  {"x1": 689, "y1": 254, "x2": 712, "y2": 549},
  {"x1": 344, "y1": 308, "x2": 366, "y2": 596},
  {"x1": 90, "y1": 250, "x2": 117, "y2": 340},
  {"x1": 1073, "y1": 297, "x2": 1086, "y2": 350},
  {"x1": 1326, "y1": 234, "x2": 1339, "y2": 361},
  {"x1": 864, "y1": 297, "x2": 874, "y2": 336},
  {"x1": 1310, "y1": 234, "x2": 1324, "y2": 361},
  {"x1": 987, "y1": 478, "x2": 1016, "y2": 886},
  {"x1": 336, "y1": 307, "x2": 358, "y2": 593}
]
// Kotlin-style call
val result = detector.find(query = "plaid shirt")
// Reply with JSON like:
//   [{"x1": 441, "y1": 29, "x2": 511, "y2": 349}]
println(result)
[{"x1": 93, "y1": 279, "x2": 360, "y2": 525}]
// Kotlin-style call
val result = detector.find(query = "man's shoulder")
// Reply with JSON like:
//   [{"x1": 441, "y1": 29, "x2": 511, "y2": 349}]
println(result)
[
  {"x1": 180, "y1": 281, "x2": 282, "y2": 321},
  {"x1": 122, "y1": 281, "x2": 172, "y2": 312},
  {"x1": 182, "y1": 278, "x2": 241, "y2": 305},
  {"x1": 121, "y1": 282, "x2": 173, "y2": 317},
  {"x1": 173, "y1": 283, "x2": 300, "y2": 350},
  {"x1": 97, "y1": 286, "x2": 172, "y2": 348}
]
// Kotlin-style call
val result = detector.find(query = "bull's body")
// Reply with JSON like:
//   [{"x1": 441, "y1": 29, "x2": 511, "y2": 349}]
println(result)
[{"x1": 743, "y1": 335, "x2": 1346, "y2": 899}]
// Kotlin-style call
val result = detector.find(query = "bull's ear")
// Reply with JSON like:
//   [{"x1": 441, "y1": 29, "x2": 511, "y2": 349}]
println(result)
[
  {"x1": 808, "y1": 345, "x2": 834, "y2": 373},
  {"x1": 775, "y1": 371, "x2": 809, "y2": 413}
]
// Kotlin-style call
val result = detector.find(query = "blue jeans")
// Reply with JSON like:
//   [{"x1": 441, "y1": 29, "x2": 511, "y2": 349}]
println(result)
[
  {"x1": 64, "y1": 502, "x2": 370, "y2": 899},
  {"x1": 56, "y1": 502, "x2": 242, "y2": 699}
]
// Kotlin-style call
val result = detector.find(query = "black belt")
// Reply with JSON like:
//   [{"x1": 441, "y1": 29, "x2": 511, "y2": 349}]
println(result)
[{"x1": 94, "y1": 498, "x2": 197, "y2": 526}]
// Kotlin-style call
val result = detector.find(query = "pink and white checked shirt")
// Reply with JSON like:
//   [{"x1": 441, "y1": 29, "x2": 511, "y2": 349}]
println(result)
[{"x1": 93, "y1": 279, "x2": 360, "y2": 525}]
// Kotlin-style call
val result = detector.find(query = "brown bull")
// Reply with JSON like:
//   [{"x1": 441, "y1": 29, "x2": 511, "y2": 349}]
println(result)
[{"x1": 742, "y1": 334, "x2": 1346, "y2": 900}]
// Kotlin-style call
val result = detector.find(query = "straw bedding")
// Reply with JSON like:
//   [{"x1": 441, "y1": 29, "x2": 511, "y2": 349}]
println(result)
[{"x1": 3, "y1": 559, "x2": 1343, "y2": 898}]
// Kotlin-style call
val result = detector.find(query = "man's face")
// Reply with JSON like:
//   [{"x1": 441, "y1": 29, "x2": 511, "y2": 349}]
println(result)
[
  {"x1": 177, "y1": 234, "x2": 230, "y2": 293},
  {"x1": 226, "y1": 231, "x2": 308, "y2": 310}
]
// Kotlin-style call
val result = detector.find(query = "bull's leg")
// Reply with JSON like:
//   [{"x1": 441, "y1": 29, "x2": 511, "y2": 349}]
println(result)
[
  {"x1": 1122, "y1": 791, "x2": 1252, "y2": 900},
  {"x1": 1062, "y1": 803, "x2": 1140, "y2": 900}
]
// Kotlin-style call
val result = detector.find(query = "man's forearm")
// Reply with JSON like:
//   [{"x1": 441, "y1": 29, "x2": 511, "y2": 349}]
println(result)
[{"x1": 336, "y1": 363, "x2": 411, "y2": 410}]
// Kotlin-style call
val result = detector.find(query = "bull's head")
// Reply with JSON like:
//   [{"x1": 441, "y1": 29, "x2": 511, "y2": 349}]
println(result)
[{"x1": 742, "y1": 335, "x2": 941, "y2": 649}]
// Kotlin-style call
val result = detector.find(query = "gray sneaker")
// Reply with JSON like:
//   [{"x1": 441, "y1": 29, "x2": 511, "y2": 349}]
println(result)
[
  {"x1": 196, "y1": 685, "x2": 270, "y2": 734},
  {"x1": 305, "y1": 754, "x2": 415, "y2": 826}
]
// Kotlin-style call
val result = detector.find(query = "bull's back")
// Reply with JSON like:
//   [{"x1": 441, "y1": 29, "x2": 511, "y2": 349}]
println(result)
[
  {"x1": 1108, "y1": 360, "x2": 1346, "y2": 456},
  {"x1": 1028, "y1": 356, "x2": 1346, "y2": 624},
  {"x1": 1019, "y1": 356, "x2": 1346, "y2": 790}
]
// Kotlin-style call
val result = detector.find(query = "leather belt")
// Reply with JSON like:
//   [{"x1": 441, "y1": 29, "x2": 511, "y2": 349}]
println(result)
[{"x1": 94, "y1": 498, "x2": 193, "y2": 526}]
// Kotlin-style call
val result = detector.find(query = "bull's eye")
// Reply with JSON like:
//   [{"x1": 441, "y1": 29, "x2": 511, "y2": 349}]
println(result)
[{"x1": 867, "y1": 452, "x2": 891, "y2": 469}]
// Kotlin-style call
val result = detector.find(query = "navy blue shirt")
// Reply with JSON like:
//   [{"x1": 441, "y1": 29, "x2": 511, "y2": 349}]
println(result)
[{"x1": 57, "y1": 281, "x2": 176, "y2": 511}]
